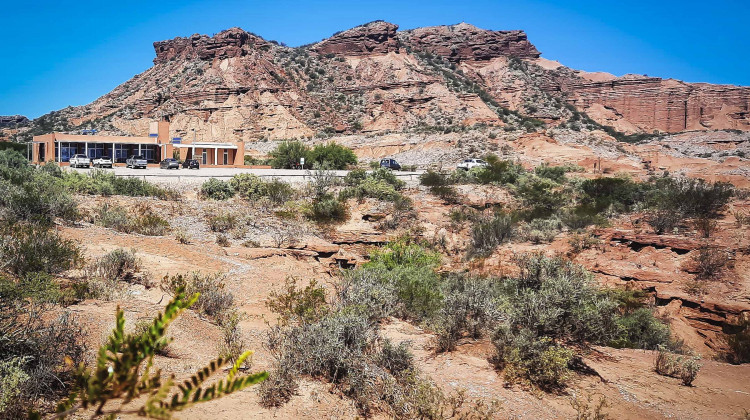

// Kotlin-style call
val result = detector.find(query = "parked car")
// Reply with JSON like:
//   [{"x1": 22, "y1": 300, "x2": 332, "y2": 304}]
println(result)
[
  {"x1": 182, "y1": 159, "x2": 200, "y2": 169},
  {"x1": 380, "y1": 158, "x2": 401, "y2": 171},
  {"x1": 126, "y1": 155, "x2": 148, "y2": 169},
  {"x1": 457, "y1": 158, "x2": 488, "y2": 171},
  {"x1": 160, "y1": 158, "x2": 180, "y2": 170},
  {"x1": 69, "y1": 154, "x2": 90, "y2": 168},
  {"x1": 92, "y1": 155, "x2": 113, "y2": 168}
]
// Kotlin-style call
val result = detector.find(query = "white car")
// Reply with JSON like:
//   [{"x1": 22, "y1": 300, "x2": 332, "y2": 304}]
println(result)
[
  {"x1": 69, "y1": 154, "x2": 91, "y2": 168},
  {"x1": 92, "y1": 156, "x2": 113, "y2": 168},
  {"x1": 457, "y1": 158, "x2": 488, "y2": 171}
]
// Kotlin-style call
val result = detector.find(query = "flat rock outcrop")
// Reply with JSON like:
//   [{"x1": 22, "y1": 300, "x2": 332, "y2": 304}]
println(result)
[
  {"x1": 399, "y1": 23, "x2": 540, "y2": 61},
  {"x1": 313, "y1": 21, "x2": 399, "y2": 56},
  {"x1": 153, "y1": 27, "x2": 268, "y2": 63}
]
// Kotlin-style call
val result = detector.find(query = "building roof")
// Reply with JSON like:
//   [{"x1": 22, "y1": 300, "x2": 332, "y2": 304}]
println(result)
[{"x1": 33, "y1": 133, "x2": 161, "y2": 144}]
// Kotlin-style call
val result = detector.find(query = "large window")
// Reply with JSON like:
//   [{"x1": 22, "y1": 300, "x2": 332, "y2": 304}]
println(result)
[
  {"x1": 114, "y1": 144, "x2": 129, "y2": 162},
  {"x1": 87, "y1": 144, "x2": 104, "y2": 159},
  {"x1": 55, "y1": 142, "x2": 78, "y2": 162},
  {"x1": 141, "y1": 145, "x2": 156, "y2": 162}
]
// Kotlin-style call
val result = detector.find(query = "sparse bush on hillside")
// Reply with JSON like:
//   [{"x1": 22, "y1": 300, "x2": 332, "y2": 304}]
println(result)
[
  {"x1": 516, "y1": 175, "x2": 568, "y2": 219},
  {"x1": 266, "y1": 278, "x2": 329, "y2": 326},
  {"x1": 230, "y1": 174, "x2": 295, "y2": 204},
  {"x1": 469, "y1": 212, "x2": 515, "y2": 257},
  {"x1": 654, "y1": 346, "x2": 701, "y2": 386},
  {"x1": 0, "y1": 222, "x2": 82, "y2": 276},
  {"x1": 610, "y1": 308, "x2": 672, "y2": 350},
  {"x1": 534, "y1": 164, "x2": 568, "y2": 183},
  {"x1": 200, "y1": 178, "x2": 235, "y2": 200},
  {"x1": 207, "y1": 211, "x2": 238, "y2": 232},
  {"x1": 93, "y1": 202, "x2": 169, "y2": 236},
  {"x1": 161, "y1": 272, "x2": 235, "y2": 323},
  {"x1": 474, "y1": 154, "x2": 524, "y2": 185},
  {"x1": 691, "y1": 246, "x2": 729, "y2": 280},
  {"x1": 86, "y1": 248, "x2": 143, "y2": 285},
  {"x1": 0, "y1": 296, "x2": 86, "y2": 418},
  {"x1": 61, "y1": 168, "x2": 176, "y2": 199}
]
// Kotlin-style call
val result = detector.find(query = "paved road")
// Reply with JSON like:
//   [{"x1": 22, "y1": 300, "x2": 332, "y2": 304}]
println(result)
[{"x1": 67, "y1": 166, "x2": 422, "y2": 185}]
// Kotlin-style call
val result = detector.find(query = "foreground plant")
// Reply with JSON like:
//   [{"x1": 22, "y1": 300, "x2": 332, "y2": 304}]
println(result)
[{"x1": 42, "y1": 288, "x2": 267, "y2": 419}]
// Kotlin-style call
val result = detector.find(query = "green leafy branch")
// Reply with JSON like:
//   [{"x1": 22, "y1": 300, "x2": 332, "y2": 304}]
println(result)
[{"x1": 37, "y1": 287, "x2": 267, "y2": 419}]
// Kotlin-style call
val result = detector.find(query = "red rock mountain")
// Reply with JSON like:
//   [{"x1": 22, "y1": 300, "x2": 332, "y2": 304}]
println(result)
[{"x1": 21, "y1": 21, "x2": 750, "y2": 142}]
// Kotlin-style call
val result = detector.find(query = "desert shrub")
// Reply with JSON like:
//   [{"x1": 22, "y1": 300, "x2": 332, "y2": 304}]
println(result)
[
  {"x1": 0, "y1": 297, "x2": 86, "y2": 418},
  {"x1": 469, "y1": 212, "x2": 515, "y2": 257},
  {"x1": 343, "y1": 168, "x2": 368, "y2": 185},
  {"x1": 654, "y1": 346, "x2": 701, "y2": 386},
  {"x1": 570, "y1": 393, "x2": 610, "y2": 420},
  {"x1": 94, "y1": 202, "x2": 168, "y2": 236},
  {"x1": 200, "y1": 178, "x2": 235, "y2": 200},
  {"x1": 419, "y1": 170, "x2": 450, "y2": 187},
  {"x1": 522, "y1": 217, "x2": 562, "y2": 244},
  {"x1": 0, "y1": 222, "x2": 82, "y2": 276},
  {"x1": 339, "y1": 177, "x2": 401, "y2": 202},
  {"x1": 376, "y1": 339, "x2": 415, "y2": 376},
  {"x1": 86, "y1": 248, "x2": 144, "y2": 285},
  {"x1": 130, "y1": 203, "x2": 169, "y2": 236},
  {"x1": 161, "y1": 272, "x2": 234, "y2": 323},
  {"x1": 610, "y1": 308, "x2": 671, "y2": 350},
  {"x1": 258, "y1": 363, "x2": 299, "y2": 408},
  {"x1": 579, "y1": 176, "x2": 640, "y2": 214},
  {"x1": 561, "y1": 205, "x2": 609, "y2": 230},
  {"x1": 724, "y1": 317, "x2": 750, "y2": 364},
  {"x1": 429, "y1": 185, "x2": 459, "y2": 203},
  {"x1": 474, "y1": 154, "x2": 524, "y2": 185},
  {"x1": 337, "y1": 266, "x2": 398, "y2": 321},
  {"x1": 308, "y1": 194, "x2": 348, "y2": 223},
  {"x1": 516, "y1": 175, "x2": 568, "y2": 219},
  {"x1": 266, "y1": 278, "x2": 329, "y2": 326},
  {"x1": 270, "y1": 140, "x2": 311, "y2": 169},
  {"x1": 307, "y1": 142, "x2": 357, "y2": 169},
  {"x1": 218, "y1": 311, "x2": 250, "y2": 367},
  {"x1": 534, "y1": 164, "x2": 567, "y2": 183},
  {"x1": 433, "y1": 275, "x2": 503, "y2": 352},
  {"x1": 691, "y1": 246, "x2": 728, "y2": 280},
  {"x1": 0, "y1": 162, "x2": 79, "y2": 224},
  {"x1": 568, "y1": 232, "x2": 600, "y2": 254},
  {"x1": 61, "y1": 169, "x2": 173, "y2": 198},
  {"x1": 644, "y1": 177, "x2": 733, "y2": 232},
  {"x1": 645, "y1": 209, "x2": 682, "y2": 234},
  {"x1": 490, "y1": 254, "x2": 622, "y2": 389},
  {"x1": 216, "y1": 233, "x2": 230, "y2": 247},
  {"x1": 230, "y1": 174, "x2": 294, "y2": 204},
  {"x1": 207, "y1": 211, "x2": 237, "y2": 232},
  {"x1": 493, "y1": 327, "x2": 575, "y2": 390},
  {"x1": 175, "y1": 229, "x2": 191, "y2": 244},
  {"x1": 369, "y1": 167, "x2": 406, "y2": 190}
]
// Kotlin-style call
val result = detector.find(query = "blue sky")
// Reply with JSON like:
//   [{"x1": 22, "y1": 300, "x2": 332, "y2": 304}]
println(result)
[{"x1": 1, "y1": 0, "x2": 747, "y2": 119}]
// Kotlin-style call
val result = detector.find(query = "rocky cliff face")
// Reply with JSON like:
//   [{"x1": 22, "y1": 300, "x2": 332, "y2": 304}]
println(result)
[
  {"x1": 313, "y1": 21, "x2": 399, "y2": 56},
  {"x1": 399, "y1": 22, "x2": 540, "y2": 62},
  {"x1": 21, "y1": 21, "x2": 749, "y2": 143},
  {"x1": 559, "y1": 75, "x2": 750, "y2": 132},
  {"x1": 0, "y1": 115, "x2": 29, "y2": 128}
]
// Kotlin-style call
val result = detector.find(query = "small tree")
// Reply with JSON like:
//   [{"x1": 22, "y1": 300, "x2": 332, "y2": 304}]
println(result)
[
  {"x1": 307, "y1": 142, "x2": 357, "y2": 170},
  {"x1": 270, "y1": 141, "x2": 311, "y2": 169}
]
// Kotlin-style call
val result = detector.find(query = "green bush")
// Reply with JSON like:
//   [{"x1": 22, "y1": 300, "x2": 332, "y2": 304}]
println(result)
[
  {"x1": 474, "y1": 154, "x2": 524, "y2": 185},
  {"x1": 270, "y1": 140, "x2": 311, "y2": 169},
  {"x1": 161, "y1": 272, "x2": 235, "y2": 323},
  {"x1": 493, "y1": 327, "x2": 574, "y2": 390},
  {"x1": 61, "y1": 169, "x2": 173, "y2": 198},
  {"x1": 654, "y1": 346, "x2": 701, "y2": 386},
  {"x1": 0, "y1": 155, "x2": 79, "y2": 224},
  {"x1": 419, "y1": 170, "x2": 449, "y2": 187},
  {"x1": 307, "y1": 142, "x2": 357, "y2": 169},
  {"x1": 579, "y1": 176, "x2": 640, "y2": 213},
  {"x1": 534, "y1": 164, "x2": 567, "y2": 183},
  {"x1": 0, "y1": 296, "x2": 85, "y2": 418},
  {"x1": 266, "y1": 278, "x2": 329, "y2": 326},
  {"x1": 369, "y1": 167, "x2": 406, "y2": 190},
  {"x1": 201, "y1": 178, "x2": 235, "y2": 200},
  {"x1": 611, "y1": 308, "x2": 671, "y2": 350},
  {"x1": 207, "y1": 211, "x2": 238, "y2": 232},
  {"x1": 86, "y1": 248, "x2": 143, "y2": 284},
  {"x1": 469, "y1": 212, "x2": 515, "y2": 257},
  {"x1": 94, "y1": 203, "x2": 169, "y2": 236},
  {"x1": 0, "y1": 222, "x2": 82, "y2": 276},
  {"x1": 516, "y1": 175, "x2": 568, "y2": 219},
  {"x1": 724, "y1": 317, "x2": 750, "y2": 364},
  {"x1": 229, "y1": 174, "x2": 294, "y2": 204},
  {"x1": 308, "y1": 195, "x2": 348, "y2": 223},
  {"x1": 339, "y1": 177, "x2": 401, "y2": 202}
]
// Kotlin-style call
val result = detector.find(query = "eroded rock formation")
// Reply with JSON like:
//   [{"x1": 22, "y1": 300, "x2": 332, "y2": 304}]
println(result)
[{"x1": 313, "y1": 21, "x2": 399, "y2": 56}]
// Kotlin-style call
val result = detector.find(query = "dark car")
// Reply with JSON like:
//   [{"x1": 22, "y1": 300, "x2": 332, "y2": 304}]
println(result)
[
  {"x1": 160, "y1": 158, "x2": 180, "y2": 170},
  {"x1": 182, "y1": 159, "x2": 200, "y2": 169},
  {"x1": 380, "y1": 158, "x2": 401, "y2": 171}
]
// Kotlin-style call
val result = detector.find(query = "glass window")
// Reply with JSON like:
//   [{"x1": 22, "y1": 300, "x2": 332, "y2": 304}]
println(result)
[
  {"x1": 87, "y1": 144, "x2": 104, "y2": 159},
  {"x1": 114, "y1": 144, "x2": 129, "y2": 162},
  {"x1": 223, "y1": 150, "x2": 229, "y2": 165}
]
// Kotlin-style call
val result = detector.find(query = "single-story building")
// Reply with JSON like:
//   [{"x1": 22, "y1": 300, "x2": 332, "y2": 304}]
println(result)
[{"x1": 30, "y1": 121, "x2": 244, "y2": 166}]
